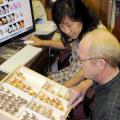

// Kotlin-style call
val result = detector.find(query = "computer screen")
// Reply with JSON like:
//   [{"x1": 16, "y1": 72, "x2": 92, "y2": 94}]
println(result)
[{"x1": 0, "y1": 0, "x2": 35, "y2": 46}]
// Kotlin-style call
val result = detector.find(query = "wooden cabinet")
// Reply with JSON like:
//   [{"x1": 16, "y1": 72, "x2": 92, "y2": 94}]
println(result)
[
  {"x1": 84, "y1": 0, "x2": 120, "y2": 41},
  {"x1": 83, "y1": 0, "x2": 109, "y2": 25},
  {"x1": 84, "y1": 0, "x2": 101, "y2": 18},
  {"x1": 112, "y1": 16, "x2": 120, "y2": 41}
]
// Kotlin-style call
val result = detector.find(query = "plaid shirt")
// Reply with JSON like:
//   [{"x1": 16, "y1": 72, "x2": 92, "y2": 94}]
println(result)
[
  {"x1": 115, "y1": 0, "x2": 120, "y2": 17},
  {"x1": 91, "y1": 72, "x2": 120, "y2": 120}
]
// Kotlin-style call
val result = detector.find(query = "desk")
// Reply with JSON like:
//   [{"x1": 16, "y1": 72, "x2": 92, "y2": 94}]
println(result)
[
  {"x1": 0, "y1": 31, "x2": 61, "y2": 81},
  {"x1": 0, "y1": 40, "x2": 49, "y2": 81}
]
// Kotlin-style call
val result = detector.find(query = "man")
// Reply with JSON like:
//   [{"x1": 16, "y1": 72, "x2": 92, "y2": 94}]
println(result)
[{"x1": 77, "y1": 28, "x2": 120, "y2": 120}]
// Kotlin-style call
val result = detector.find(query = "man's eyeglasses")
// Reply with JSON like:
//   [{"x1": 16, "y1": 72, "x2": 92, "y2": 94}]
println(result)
[{"x1": 77, "y1": 56, "x2": 101, "y2": 65}]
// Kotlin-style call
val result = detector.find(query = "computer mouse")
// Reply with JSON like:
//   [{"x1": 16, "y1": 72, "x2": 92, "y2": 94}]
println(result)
[{"x1": 23, "y1": 40, "x2": 34, "y2": 44}]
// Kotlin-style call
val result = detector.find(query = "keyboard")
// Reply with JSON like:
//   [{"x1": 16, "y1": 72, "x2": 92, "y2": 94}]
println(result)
[{"x1": 0, "y1": 45, "x2": 42, "y2": 73}]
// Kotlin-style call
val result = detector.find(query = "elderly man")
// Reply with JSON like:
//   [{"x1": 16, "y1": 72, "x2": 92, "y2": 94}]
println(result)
[
  {"x1": 61, "y1": 28, "x2": 120, "y2": 120},
  {"x1": 77, "y1": 28, "x2": 120, "y2": 120}
]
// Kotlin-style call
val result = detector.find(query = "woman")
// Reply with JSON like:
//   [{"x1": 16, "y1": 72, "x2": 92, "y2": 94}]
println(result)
[{"x1": 28, "y1": 0, "x2": 99, "y2": 87}]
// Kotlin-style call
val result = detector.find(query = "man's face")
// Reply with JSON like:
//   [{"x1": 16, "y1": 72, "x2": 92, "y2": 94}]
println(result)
[{"x1": 78, "y1": 41, "x2": 100, "y2": 80}]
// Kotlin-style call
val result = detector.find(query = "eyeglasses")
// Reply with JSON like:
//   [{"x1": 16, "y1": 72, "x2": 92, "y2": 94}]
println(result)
[{"x1": 77, "y1": 56, "x2": 101, "y2": 65}]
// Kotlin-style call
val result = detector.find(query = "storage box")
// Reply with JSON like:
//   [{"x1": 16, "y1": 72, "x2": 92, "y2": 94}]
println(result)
[{"x1": 0, "y1": 66, "x2": 71, "y2": 120}]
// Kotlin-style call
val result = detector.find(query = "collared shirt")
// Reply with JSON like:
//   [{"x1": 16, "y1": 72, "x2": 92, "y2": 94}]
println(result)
[{"x1": 91, "y1": 72, "x2": 120, "y2": 120}]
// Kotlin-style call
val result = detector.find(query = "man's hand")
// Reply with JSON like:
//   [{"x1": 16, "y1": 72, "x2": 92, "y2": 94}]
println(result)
[
  {"x1": 60, "y1": 116, "x2": 66, "y2": 120},
  {"x1": 68, "y1": 79, "x2": 93, "y2": 108}
]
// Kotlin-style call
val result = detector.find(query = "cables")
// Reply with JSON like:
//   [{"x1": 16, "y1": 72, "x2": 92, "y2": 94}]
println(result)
[{"x1": 47, "y1": 47, "x2": 52, "y2": 73}]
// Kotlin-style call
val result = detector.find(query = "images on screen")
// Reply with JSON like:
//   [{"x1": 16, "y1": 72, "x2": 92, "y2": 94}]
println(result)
[{"x1": 0, "y1": 0, "x2": 35, "y2": 46}]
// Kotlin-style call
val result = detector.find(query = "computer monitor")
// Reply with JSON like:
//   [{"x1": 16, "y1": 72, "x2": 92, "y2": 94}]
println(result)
[{"x1": 0, "y1": 0, "x2": 35, "y2": 46}]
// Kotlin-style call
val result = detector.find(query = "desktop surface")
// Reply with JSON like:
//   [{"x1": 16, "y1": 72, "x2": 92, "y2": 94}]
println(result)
[{"x1": 0, "y1": 39, "x2": 42, "y2": 73}]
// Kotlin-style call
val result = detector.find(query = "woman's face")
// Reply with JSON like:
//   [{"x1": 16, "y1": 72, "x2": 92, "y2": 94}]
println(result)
[{"x1": 59, "y1": 16, "x2": 83, "y2": 39}]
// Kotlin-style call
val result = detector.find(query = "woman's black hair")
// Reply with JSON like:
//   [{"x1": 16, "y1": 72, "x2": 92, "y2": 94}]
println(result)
[{"x1": 52, "y1": 0, "x2": 99, "y2": 46}]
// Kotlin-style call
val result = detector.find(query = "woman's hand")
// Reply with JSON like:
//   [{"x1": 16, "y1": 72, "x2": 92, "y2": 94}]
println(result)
[
  {"x1": 68, "y1": 79, "x2": 93, "y2": 108},
  {"x1": 26, "y1": 35, "x2": 65, "y2": 49},
  {"x1": 27, "y1": 35, "x2": 46, "y2": 47}
]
